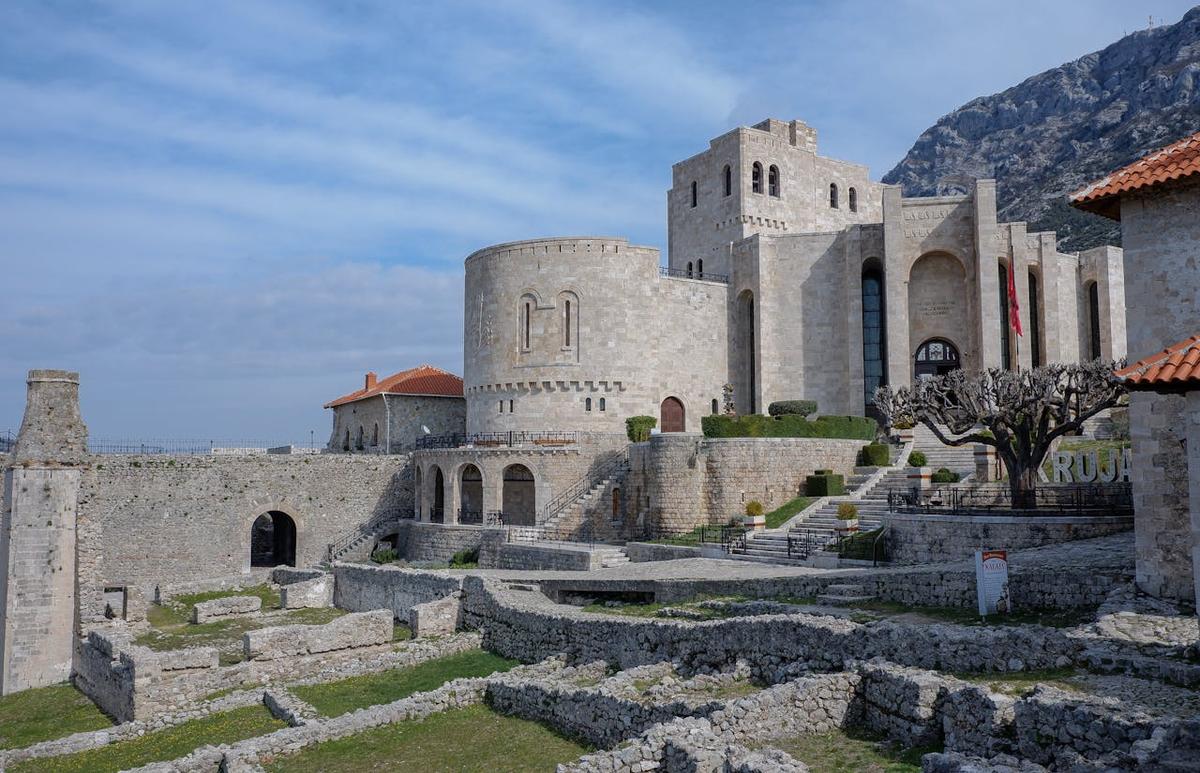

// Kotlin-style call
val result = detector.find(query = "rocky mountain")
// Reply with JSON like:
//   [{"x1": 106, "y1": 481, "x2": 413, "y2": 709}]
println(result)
[{"x1": 884, "y1": 7, "x2": 1200, "y2": 251}]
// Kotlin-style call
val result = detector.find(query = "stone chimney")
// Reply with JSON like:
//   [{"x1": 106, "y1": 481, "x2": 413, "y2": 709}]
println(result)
[
  {"x1": 11, "y1": 369, "x2": 88, "y2": 465},
  {"x1": 365, "y1": 371, "x2": 377, "y2": 390}
]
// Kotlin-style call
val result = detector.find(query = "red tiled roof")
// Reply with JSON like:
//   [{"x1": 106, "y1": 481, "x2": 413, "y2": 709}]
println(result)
[
  {"x1": 323, "y1": 365, "x2": 463, "y2": 408},
  {"x1": 1114, "y1": 334, "x2": 1200, "y2": 393},
  {"x1": 1071, "y1": 131, "x2": 1200, "y2": 220}
]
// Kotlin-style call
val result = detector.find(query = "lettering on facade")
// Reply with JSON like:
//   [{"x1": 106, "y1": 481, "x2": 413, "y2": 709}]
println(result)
[
  {"x1": 904, "y1": 228, "x2": 934, "y2": 239},
  {"x1": 1039, "y1": 447, "x2": 1131, "y2": 483},
  {"x1": 917, "y1": 301, "x2": 954, "y2": 320}
]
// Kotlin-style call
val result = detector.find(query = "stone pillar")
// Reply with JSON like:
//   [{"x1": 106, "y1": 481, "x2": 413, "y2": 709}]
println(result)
[
  {"x1": 906, "y1": 467, "x2": 932, "y2": 491},
  {"x1": 446, "y1": 467, "x2": 461, "y2": 525},
  {"x1": 881, "y1": 185, "x2": 910, "y2": 387},
  {"x1": 974, "y1": 445, "x2": 997, "y2": 483},
  {"x1": 973, "y1": 180, "x2": 1002, "y2": 370},
  {"x1": 1188, "y1": 391, "x2": 1200, "y2": 615},
  {"x1": 1, "y1": 369, "x2": 87, "y2": 695}
]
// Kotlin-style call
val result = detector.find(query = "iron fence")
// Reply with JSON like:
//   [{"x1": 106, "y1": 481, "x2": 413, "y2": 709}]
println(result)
[
  {"x1": 456, "y1": 509, "x2": 505, "y2": 526},
  {"x1": 833, "y1": 526, "x2": 890, "y2": 566},
  {"x1": 887, "y1": 483, "x2": 1133, "y2": 517},
  {"x1": 626, "y1": 523, "x2": 747, "y2": 550},
  {"x1": 787, "y1": 529, "x2": 832, "y2": 560},
  {"x1": 415, "y1": 431, "x2": 579, "y2": 451},
  {"x1": 0, "y1": 430, "x2": 14, "y2": 453},
  {"x1": 87, "y1": 439, "x2": 308, "y2": 455},
  {"x1": 539, "y1": 448, "x2": 629, "y2": 523},
  {"x1": 659, "y1": 266, "x2": 730, "y2": 284}
]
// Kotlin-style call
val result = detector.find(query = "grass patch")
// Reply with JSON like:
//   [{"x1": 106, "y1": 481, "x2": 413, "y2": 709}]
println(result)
[
  {"x1": 844, "y1": 600, "x2": 1096, "y2": 628},
  {"x1": 644, "y1": 526, "x2": 707, "y2": 546},
  {"x1": 292, "y1": 649, "x2": 518, "y2": 717},
  {"x1": 393, "y1": 623, "x2": 413, "y2": 642},
  {"x1": 764, "y1": 497, "x2": 813, "y2": 529},
  {"x1": 582, "y1": 594, "x2": 739, "y2": 620},
  {"x1": 952, "y1": 667, "x2": 1082, "y2": 696},
  {"x1": 11, "y1": 704, "x2": 284, "y2": 773},
  {"x1": 0, "y1": 683, "x2": 112, "y2": 751},
  {"x1": 263, "y1": 703, "x2": 589, "y2": 772},
  {"x1": 147, "y1": 585, "x2": 281, "y2": 628},
  {"x1": 765, "y1": 727, "x2": 936, "y2": 772}
]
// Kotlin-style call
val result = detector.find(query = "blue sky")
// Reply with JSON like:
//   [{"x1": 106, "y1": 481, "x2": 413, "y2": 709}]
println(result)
[{"x1": 1, "y1": 0, "x2": 1195, "y2": 443}]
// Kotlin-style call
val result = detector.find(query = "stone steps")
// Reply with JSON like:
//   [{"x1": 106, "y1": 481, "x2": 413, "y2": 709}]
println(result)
[{"x1": 816, "y1": 583, "x2": 878, "y2": 606}]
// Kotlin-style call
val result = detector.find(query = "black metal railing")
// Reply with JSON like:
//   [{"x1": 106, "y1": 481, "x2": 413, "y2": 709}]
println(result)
[
  {"x1": 327, "y1": 510, "x2": 401, "y2": 562},
  {"x1": 458, "y1": 509, "x2": 483, "y2": 525},
  {"x1": 539, "y1": 448, "x2": 630, "y2": 523},
  {"x1": 0, "y1": 429, "x2": 14, "y2": 453},
  {"x1": 415, "y1": 431, "x2": 579, "y2": 451},
  {"x1": 787, "y1": 529, "x2": 832, "y2": 560},
  {"x1": 626, "y1": 523, "x2": 747, "y2": 549},
  {"x1": 887, "y1": 483, "x2": 1133, "y2": 517},
  {"x1": 659, "y1": 266, "x2": 730, "y2": 284},
  {"x1": 833, "y1": 526, "x2": 890, "y2": 566},
  {"x1": 87, "y1": 439, "x2": 311, "y2": 455}
]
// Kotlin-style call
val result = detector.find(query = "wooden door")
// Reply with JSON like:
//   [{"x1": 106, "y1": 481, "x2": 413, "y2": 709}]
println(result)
[{"x1": 660, "y1": 397, "x2": 685, "y2": 433}]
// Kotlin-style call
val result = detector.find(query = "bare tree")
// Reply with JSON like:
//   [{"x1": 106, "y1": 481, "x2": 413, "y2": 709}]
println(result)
[{"x1": 874, "y1": 361, "x2": 1126, "y2": 506}]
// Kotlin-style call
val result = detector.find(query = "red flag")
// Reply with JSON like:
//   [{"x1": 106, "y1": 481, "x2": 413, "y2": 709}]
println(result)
[{"x1": 1006, "y1": 267, "x2": 1023, "y2": 336}]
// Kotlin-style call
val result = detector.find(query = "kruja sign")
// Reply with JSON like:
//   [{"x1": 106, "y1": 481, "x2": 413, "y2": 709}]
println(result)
[
  {"x1": 1038, "y1": 447, "x2": 1131, "y2": 484},
  {"x1": 975, "y1": 549, "x2": 1011, "y2": 616}
]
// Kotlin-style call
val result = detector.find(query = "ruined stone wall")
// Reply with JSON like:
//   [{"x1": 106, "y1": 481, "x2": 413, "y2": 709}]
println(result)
[
  {"x1": 392, "y1": 520, "x2": 500, "y2": 563},
  {"x1": 883, "y1": 513, "x2": 1134, "y2": 565},
  {"x1": 75, "y1": 454, "x2": 412, "y2": 622},
  {"x1": 627, "y1": 435, "x2": 864, "y2": 532},
  {"x1": 333, "y1": 562, "x2": 463, "y2": 620},
  {"x1": 1120, "y1": 185, "x2": 1200, "y2": 601}
]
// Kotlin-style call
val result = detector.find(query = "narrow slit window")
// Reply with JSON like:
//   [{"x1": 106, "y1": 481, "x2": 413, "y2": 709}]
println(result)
[
  {"x1": 849, "y1": 187, "x2": 858, "y2": 212},
  {"x1": 586, "y1": 397, "x2": 592, "y2": 412},
  {"x1": 723, "y1": 165, "x2": 732, "y2": 196},
  {"x1": 690, "y1": 180, "x2": 697, "y2": 207},
  {"x1": 697, "y1": 259, "x2": 703, "y2": 277},
  {"x1": 523, "y1": 302, "x2": 531, "y2": 350},
  {"x1": 599, "y1": 397, "x2": 606, "y2": 411},
  {"x1": 564, "y1": 299, "x2": 572, "y2": 347},
  {"x1": 829, "y1": 183, "x2": 839, "y2": 209}
]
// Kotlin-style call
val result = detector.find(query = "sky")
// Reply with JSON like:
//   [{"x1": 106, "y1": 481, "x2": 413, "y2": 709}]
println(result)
[{"x1": 1, "y1": 0, "x2": 1196, "y2": 444}]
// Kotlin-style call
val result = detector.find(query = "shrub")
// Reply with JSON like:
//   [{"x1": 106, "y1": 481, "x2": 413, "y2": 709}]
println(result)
[
  {"x1": 931, "y1": 468, "x2": 961, "y2": 484},
  {"x1": 859, "y1": 443, "x2": 889, "y2": 466},
  {"x1": 701, "y1": 414, "x2": 877, "y2": 440},
  {"x1": 767, "y1": 400, "x2": 818, "y2": 418},
  {"x1": 744, "y1": 500, "x2": 764, "y2": 517},
  {"x1": 908, "y1": 450, "x2": 927, "y2": 467},
  {"x1": 837, "y1": 503, "x2": 858, "y2": 520},
  {"x1": 891, "y1": 418, "x2": 915, "y2": 430},
  {"x1": 449, "y1": 547, "x2": 480, "y2": 567},
  {"x1": 370, "y1": 547, "x2": 398, "y2": 564},
  {"x1": 805, "y1": 471, "x2": 844, "y2": 497},
  {"x1": 626, "y1": 416, "x2": 657, "y2": 443}
]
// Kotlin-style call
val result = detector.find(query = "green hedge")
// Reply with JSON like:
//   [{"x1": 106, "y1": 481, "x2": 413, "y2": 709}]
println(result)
[
  {"x1": 859, "y1": 443, "x2": 889, "y2": 466},
  {"x1": 931, "y1": 468, "x2": 961, "y2": 484},
  {"x1": 701, "y1": 414, "x2": 877, "y2": 440},
  {"x1": 767, "y1": 400, "x2": 817, "y2": 418},
  {"x1": 626, "y1": 416, "x2": 657, "y2": 442},
  {"x1": 908, "y1": 450, "x2": 927, "y2": 467},
  {"x1": 805, "y1": 471, "x2": 844, "y2": 496}
]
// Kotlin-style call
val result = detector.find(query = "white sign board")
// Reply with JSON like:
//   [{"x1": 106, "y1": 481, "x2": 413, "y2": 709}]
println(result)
[{"x1": 975, "y1": 550, "x2": 1011, "y2": 616}]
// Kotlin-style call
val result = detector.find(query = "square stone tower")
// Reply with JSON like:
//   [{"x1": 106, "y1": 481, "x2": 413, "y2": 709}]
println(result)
[{"x1": 0, "y1": 369, "x2": 87, "y2": 694}]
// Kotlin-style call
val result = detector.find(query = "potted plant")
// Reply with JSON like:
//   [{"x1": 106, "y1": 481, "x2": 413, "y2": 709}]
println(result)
[
  {"x1": 835, "y1": 502, "x2": 859, "y2": 535},
  {"x1": 743, "y1": 500, "x2": 766, "y2": 530}
]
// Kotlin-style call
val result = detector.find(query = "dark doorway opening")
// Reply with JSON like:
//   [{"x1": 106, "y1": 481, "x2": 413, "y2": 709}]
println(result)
[
  {"x1": 502, "y1": 464, "x2": 536, "y2": 525},
  {"x1": 250, "y1": 511, "x2": 296, "y2": 567},
  {"x1": 914, "y1": 338, "x2": 961, "y2": 380}
]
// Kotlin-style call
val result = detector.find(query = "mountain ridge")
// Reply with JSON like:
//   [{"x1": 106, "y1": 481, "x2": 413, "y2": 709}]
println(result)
[{"x1": 883, "y1": 6, "x2": 1200, "y2": 251}]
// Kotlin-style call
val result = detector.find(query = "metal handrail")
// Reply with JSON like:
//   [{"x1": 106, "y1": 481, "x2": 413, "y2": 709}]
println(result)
[
  {"x1": 538, "y1": 447, "x2": 631, "y2": 524},
  {"x1": 659, "y1": 266, "x2": 730, "y2": 284},
  {"x1": 887, "y1": 483, "x2": 1133, "y2": 517},
  {"x1": 415, "y1": 431, "x2": 578, "y2": 451},
  {"x1": 327, "y1": 509, "x2": 400, "y2": 562}
]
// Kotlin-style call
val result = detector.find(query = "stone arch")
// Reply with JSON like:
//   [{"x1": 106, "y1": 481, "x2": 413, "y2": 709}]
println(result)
[
  {"x1": 736, "y1": 289, "x2": 757, "y2": 414},
  {"x1": 240, "y1": 500, "x2": 305, "y2": 571},
  {"x1": 502, "y1": 463, "x2": 536, "y2": 526},
  {"x1": 660, "y1": 396, "x2": 686, "y2": 433},
  {"x1": 519, "y1": 291, "x2": 539, "y2": 352},
  {"x1": 752, "y1": 161, "x2": 763, "y2": 194},
  {"x1": 431, "y1": 465, "x2": 446, "y2": 523},
  {"x1": 914, "y1": 337, "x2": 961, "y2": 379},
  {"x1": 458, "y1": 463, "x2": 483, "y2": 522},
  {"x1": 907, "y1": 251, "x2": 969, "y2": 378}
]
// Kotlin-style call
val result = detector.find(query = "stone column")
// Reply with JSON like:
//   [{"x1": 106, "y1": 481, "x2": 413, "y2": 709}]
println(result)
[
  {"x1": 844, "y1": 227, "x2": 866, "y2": 414},
  {"x1": 973, "y1": 180, "x2": 1002, "y2": 370},
  {"x1": 1, "y1": 369, "x2": 87, "y2": 695},
  {"x1": 881, "y1": 186, "x2": 910, "y2": 387},
  {"x1": 446, "y1": 467, "x2": 462, "y2": 525}
]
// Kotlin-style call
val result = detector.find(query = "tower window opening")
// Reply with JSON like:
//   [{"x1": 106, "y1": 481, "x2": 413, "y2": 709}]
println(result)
[
  {"x1": 752, "y1": 162, "x2": 763, "y2": 194},
  {"x1": 690, "y1": 180, "x2": 697, "y2": 207},
  {"x1": 723, "y1": 164, "x2": 732, "y2": 196},
  {"x1": 768, "y1": 165, "x2": 780, "y2": 197},
  {"x1": 564, "y1": 299, "x2": 572, "y2": 347},
  {"x1": 829, "y1": 183, "x2": 839, "y2": 209},
  {"x1": 697, "y1": 259, "x2": 703, "y2": 278},
  {"x1": 599, "y1": 397, "x2": 606, "y2": 411},
  {"x1": 849, "y1": 187, "x2": 858, "y2": 212},
  {"x1": 687, "y1": 261, "x2": 694, "y2": 277},
  {"x1": 586, "y1": 397, "x2": 592, "y2": 412},
  {"x1": 522, "y1": 301, "x2": 531, "y2": 350}
]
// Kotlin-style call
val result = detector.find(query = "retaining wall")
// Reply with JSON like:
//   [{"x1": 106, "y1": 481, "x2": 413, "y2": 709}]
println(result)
[
  {"x1": 884, "y1": 513, "x2": 1134, "y2": 565},
  {"x1": 333, "y1": 562, "x2": 464, "y2": 621}
]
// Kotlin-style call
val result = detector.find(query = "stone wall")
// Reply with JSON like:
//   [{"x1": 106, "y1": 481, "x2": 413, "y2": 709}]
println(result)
[
  {"x1": 627, "y1": 434, "x2": 865, "y2": 533},
  {"x1": 493, "y1": 542, "x2": 598, "y2": 571},
  {"x1": 328, "y1": 393, "x2": 465, "y2": 454},
  {"x1": 333, "y1": 562, "x2": 464, "y2": 621},
  {"x1": 74, "y1": 453, "x2": 412, "y2": 623},
  {"x1": 883, "y1": 512, "x2": 1134, "y2": 565},
  {"x1": 393, "y1": 520, "x2": 507, "y2": 564},
  {"x1": 1120, "y1": 184, "x2": 1200, "y2": 602},
  {"x1": 244, "y1": 610, "x2": 392, "y2": 660}
]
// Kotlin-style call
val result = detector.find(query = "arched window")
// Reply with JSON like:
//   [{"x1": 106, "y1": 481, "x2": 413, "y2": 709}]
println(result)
[
  {"x1": 999, "y1": 264, "x2": 1012, "y2": 371},
  {"x1": 690, "y1": 180, "x2": 697, "y2": 208},
  {"x1": 697, "y1": 259, "x2": 703, "y2": 278},
  {"x1": 521, "y1": 299, "x2": 532, "y2": 351},
  {"x1": 849, "y1": 187, "x2": 858, "y2": 213},
  {"x1": 599, "y1": 397, "x2": 606, "y2": 411},
  {"x1": 687, "y1": 261, "x2": 694, "y2": 277},
  {"x1": 861, "y1": 264, "x2": 887, "y2": 410},
  {"x1": 343, "y1": 429, "x2": 350, "y2": 452},
  {"x1": 559, "y1": 291, "x2": 579, "y2": 351},
  {"x1": 723, "y1": 164, "x2": 732, "y2": 196},
  {"x1": 585, "y1": 397, "x2": 592, "y2": 412},
  {"x1": 372, "y1": 423, "x2": 379, "y2": 446},
  {"x1": 711, "y1": 398, "x2": 719, "y2": 415},
  {"x1": 356, "y1": 425, "x2": 364, "y2": 450},
  {"x1": 829, "y1": 183, "x2": 839, "y2": 209},
  {"x1": 768, "y1": 165, "x2": 780, "y2": 197},
  {"x1": 752, "y1": 162, "x2": 763, "y2": 194},
  {"x1": 1087, "y1": 281, "x2": 1102, "y2": 359}
]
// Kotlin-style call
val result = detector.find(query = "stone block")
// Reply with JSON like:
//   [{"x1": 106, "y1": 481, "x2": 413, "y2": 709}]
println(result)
[
  {"x1": 191, "y1": 595, "x2": 262, "y2": 624},
  {"x1": 244, "y1": 609, "x2": 392, "y2": 661},
  {"x1": 409, "y1": 593, "x2": 461, "y2": 637},
  {"x1": 281, "y1": 576, "x2": 333, "y2": 609}
]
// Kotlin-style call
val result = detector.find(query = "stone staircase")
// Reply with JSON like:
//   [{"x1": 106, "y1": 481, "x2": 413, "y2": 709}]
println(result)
[
  {"x1": 326, "y1": 511, "x2": 401, "y2": 563},
  {"x1": 538, "y1": 466, "x2": 628, "y2": 535},
  {"x1": 593, "y1": 546, "x2": 631, "y2": 568},
  {"x1": 911, "y1": 424, "x2": 976, "y2": 474}
]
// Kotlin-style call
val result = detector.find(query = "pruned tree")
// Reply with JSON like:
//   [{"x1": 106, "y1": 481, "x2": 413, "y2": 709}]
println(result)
[{"x1": 873, "y1": 361, "x2": 1126, "y2": 506}]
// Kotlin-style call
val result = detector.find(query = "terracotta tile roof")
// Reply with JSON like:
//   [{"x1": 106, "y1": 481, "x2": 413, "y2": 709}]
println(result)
[
  {"x1": 1114, "y1": 334, "x2": 1200, "y2": 393},
  {"x1": 1071, "y1": 131, "x2": 1200, "y2": 220},
  {"x1": 324, "y1": 365, "x2": 463, "y2": 408}
]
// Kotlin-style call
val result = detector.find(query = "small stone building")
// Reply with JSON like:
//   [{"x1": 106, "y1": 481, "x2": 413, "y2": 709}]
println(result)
[
  {"x1": 324, "y1": 365, "x2": 465, "y2": 454},
  {"x1": 1073, "y1": 131, "x2": 1200, "y2": 602}
]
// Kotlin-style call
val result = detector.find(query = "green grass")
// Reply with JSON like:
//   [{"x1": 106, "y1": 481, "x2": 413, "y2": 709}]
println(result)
[
  {"x1": 951, "y1": 667, "x2": 1083, "y2": 696},
  {"x1": 1040, "y1": 438, "x2": 1130, "y2": 477},
  {"x1": 263, "y1": 703, "x2": 589, "y2": 772},
  {"x1": 843, "y1": 600, "x2": 1096, "y2": 628},
  {"x1": 11, "y1": 704, "x2": 285, "y2": 773},
  {"x1": 764, "y1": 727, "x2": 937, "y2": 772},
  {"x1": 292, "y1": 649, "x2": 519, "y2": 717},
  {"x1": 0, "y1": 683, "x2": 112, "y2": 751},
  {"x1": 764, "y1": 497, "x2": 814, "y2": 529},
  {"x1": 147, "y1": 585, "x2": 282, "y2": 628}
]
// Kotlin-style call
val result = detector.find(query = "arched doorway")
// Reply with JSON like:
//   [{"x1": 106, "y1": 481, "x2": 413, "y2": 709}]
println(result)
[
  {"x1": 459, "y1": 464, "x2": 483, "y2": 522},
  {"x1": 736, "y1": 290, "x2": 756, "y2": 414},
  {"x1": 250, "y1": 511, "x2": 296, "y2": 567},
  {"x1": 908, "y1": 252, "x2": 968, "y2": 380},
  {"x1": 914, "y1": 338, "x2": 961, "y2": 380},
  {"x1": 432, "y1": 467, "x2": 446, "y2": 523},
  {"x1": 502, "y1": 464, "x2": 536, "y2": 526},
  {"x1": 611, "y1": 487, "x2": 621, "y2": 521},
  {"x1": 660, "y1": 397, "x2": 685, "y2": 433}
]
